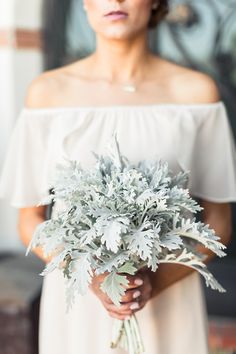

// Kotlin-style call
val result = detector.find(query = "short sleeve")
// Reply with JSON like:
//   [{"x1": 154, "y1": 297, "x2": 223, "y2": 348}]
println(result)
[
  {"x1": 183, "y1": 103, "x2": 236, "y2": 202},
  {"x1": 0, "y1": 109, "x2": 50, "y2": 207}
]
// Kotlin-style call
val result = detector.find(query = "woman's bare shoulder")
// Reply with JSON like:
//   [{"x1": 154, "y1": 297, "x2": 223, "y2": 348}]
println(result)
[
  {"x1": 24, "y1": 61, "x2": 86, "y2": 109},
  {"x1": 172, "y1": 66, "x2": 220, "y2": 104},
  {"x1": 24, "y1": 68, "x2": 63, "y2": 109},
  {"x1": 155, "y1": 58, "x2": 221, "y2": 104}
]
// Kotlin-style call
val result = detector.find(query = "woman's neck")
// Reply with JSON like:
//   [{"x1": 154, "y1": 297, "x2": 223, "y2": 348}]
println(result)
[{"x1": 89, "y1": 32, "x2": 155, "y2": 84}]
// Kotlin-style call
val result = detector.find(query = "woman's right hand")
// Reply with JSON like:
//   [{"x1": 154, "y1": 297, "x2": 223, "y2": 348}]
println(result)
[{"x1": 89, "y1": 272, "x2": 143, "y2": 320}]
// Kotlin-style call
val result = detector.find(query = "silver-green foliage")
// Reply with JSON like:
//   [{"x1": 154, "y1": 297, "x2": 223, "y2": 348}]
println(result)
[{"x1": 26, "y1": 134, "x2": 226, "y2": 310}]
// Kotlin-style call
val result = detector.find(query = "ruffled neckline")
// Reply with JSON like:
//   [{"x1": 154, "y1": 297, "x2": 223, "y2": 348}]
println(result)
[{"x1": 21, "y1": 101, "x2": 224, "y2": 114}]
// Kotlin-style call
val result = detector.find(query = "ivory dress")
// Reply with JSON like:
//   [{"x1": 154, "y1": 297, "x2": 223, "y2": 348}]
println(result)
[{"x1": 0, "y1": 101, "x2": 236, "y2": 354}]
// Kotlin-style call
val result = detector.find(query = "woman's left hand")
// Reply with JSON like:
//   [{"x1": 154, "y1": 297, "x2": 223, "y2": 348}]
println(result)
[
  {"x1": 120, "y1": 268, "x2": 153, "y2": 316},
  {"x1": 89, "y1": 268, "x2": 153, "y2": 320},
  {"x1": 96, "y1": 268, "x2": 153, "y2": 320}
]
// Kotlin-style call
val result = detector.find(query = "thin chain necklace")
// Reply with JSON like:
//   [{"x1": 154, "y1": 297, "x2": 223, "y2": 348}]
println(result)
[
  {"x1": 100, "y1": 77, "x2": 138, "y2": 93},
  {"x1": 122, "y1": 83, "x2": 137, "y2": 93},
  {"x1": 75, "y1": 74, "x2": 138, "y2": 94}
]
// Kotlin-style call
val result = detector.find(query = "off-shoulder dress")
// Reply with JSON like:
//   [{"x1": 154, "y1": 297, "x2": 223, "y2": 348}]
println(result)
[{"x1": 0, "y1": 102, "x2": 236, "y2": 354}]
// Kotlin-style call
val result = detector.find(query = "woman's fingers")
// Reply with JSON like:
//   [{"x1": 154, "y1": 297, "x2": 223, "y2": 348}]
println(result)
[
  {"x1": 104, "y1": 300, "x2": 139, "y2": 313},
  {"x1": 91, "y1": 269, "x2": 153, "y2": 320},
  {"x1": 124, "y1": 274, "x2": 144, "y2": 289},
  {"x1": 120, "y1": 288, "x2": 142, "y2": 303},
  {"x1": 121, "y1": 275, "x2": 152, "y2": 303},
  {"x1": 106, "y1": 298, "x2": 147, "y2": 320},
  {"x1": 108, "y1": 311, "x2": 132, "y2": 320},
  {"x1": 106, "y1": 302, "x2": 140, "y2": 320}
]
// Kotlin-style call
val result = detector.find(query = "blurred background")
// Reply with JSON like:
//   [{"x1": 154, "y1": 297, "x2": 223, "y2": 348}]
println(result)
[{"x1": 0, "y1": 0, "x2": 235, "y2": 353}]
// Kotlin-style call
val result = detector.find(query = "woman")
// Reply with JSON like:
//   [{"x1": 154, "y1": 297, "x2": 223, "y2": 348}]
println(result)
[{"x1": 0, "y1": 0, "x2": 236, "y2": 353}]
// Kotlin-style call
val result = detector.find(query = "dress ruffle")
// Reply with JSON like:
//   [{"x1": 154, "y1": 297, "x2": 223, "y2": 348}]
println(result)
[{"x1": 0, "y1": 101, "x2": 235, "y2": 207}]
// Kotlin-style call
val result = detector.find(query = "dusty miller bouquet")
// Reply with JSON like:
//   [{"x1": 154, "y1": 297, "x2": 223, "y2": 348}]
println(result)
[{"x1": 26, "y1": 134, "x2": 226, "y2": 354}]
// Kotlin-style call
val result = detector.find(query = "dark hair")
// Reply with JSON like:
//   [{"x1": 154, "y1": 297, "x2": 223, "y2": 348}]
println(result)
[{"x1": 149, "y1": 0, "x2": 169, "y2": 28}]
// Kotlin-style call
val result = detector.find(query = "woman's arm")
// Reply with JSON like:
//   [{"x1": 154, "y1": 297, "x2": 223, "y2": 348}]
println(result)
[
  {"x1": 18, "y1": 206, "x2": 51, "y2": 264},
  {"x1": 149, "y1": 201, "x2": 233, "y2": 298}
]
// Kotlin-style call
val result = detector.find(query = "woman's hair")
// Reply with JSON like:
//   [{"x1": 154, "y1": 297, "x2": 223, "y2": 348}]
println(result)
[{"x1": 149, "y1": 0, "x2": 169, "y2": 28}]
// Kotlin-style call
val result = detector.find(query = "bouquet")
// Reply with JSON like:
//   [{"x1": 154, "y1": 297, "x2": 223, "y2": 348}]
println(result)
[{"x1": 26, "y1": 134, "x2": 226, "y2": 354}]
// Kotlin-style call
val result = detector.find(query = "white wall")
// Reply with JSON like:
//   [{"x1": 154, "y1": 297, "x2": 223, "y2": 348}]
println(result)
[
  {"x1": 0, "y1": 48, "x2": 18, "y2": 251},
  {"x1": 15, "y1": 0, "x2": 43, "y2": 28},
  {"x1": 0, "y1": 0, "x2": 43, "y2": 252},
  {"x1": 0, "y1": 2, "x2": 15, "y2": 27}
]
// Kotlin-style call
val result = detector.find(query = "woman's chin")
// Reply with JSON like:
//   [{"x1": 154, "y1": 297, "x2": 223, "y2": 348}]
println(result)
[{"x1": 99, "y1": 27, "x2": 141, "y2": 41}]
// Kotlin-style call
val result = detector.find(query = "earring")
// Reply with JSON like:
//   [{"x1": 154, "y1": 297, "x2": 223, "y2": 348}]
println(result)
[
  {"x1": 152, "y1": 2, "x2": 158, "y2": 10},
  {"x1": 83, "y1": 3, "x2": 87, "y2": 11}
]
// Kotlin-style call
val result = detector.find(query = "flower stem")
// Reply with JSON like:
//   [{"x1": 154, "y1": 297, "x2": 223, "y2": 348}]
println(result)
[
  {"x1": 111, "y1": 315, "x2": 145, "y2": 354},
  {"x1": 124, "y1": 318, "x2": 135, "y2": 354},
  {"x1": 131, "y1": 314, "x2": 145, "y2": 353},
  {"x1": 111, "y1": 319, "x2": 124, "y2": 348}
]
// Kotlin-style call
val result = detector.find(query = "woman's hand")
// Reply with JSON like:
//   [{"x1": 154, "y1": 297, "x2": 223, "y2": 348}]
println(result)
[{"x1": 89, "y1": 269, "x2": 153, "y2": 320}]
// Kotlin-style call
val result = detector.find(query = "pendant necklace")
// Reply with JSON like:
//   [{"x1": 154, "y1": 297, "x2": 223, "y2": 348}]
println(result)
[
  {"x1": 102, "y1": 78, "x2": 138, "y2": 93},
  {"x1": 122, "y1": 83, "x2": 137, "y2": 93}
]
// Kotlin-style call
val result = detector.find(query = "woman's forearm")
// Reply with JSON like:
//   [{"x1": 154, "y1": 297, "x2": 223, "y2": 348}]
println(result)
[
  {"x1": 149, "y1": 244, "x2": 215, "y2": 299},
  {"x1": 18, "y1": 206, "x2": 52, "y2": 264}
]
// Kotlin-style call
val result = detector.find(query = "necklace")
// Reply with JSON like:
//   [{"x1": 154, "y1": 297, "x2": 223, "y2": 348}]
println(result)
[{"x1": 122, "y1": 83, "x2": 137, "y2": 93}]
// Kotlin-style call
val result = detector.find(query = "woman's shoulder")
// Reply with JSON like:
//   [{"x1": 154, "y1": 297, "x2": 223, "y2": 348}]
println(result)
[
  {"x1": 24, "y1": 72, "x2": 59, "y2": 109},
  {"x1": 24, "y1": 64, "x2": 78, "y2": 110},
  {"x1": 154, "y1": 57, "x2": 221, "y2": 105}
]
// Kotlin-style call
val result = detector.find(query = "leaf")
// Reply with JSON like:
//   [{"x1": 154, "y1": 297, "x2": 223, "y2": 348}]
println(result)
[
  {"x1": 25, "y1": 220, "x2": 49, "y2": 256},
  {"x1": 79, "y1": 227, "x2": 97, "y2": 246},
  {"x1": 40, "y1": 249, "x2": 68, "y2": 276},
  {"x1": 160, "y1": 234, "x2": 183, "y2": 251},
  {"x1": 168, "y1": 186, "x2": 202, "y2": 213},
  {"x1": 147, "y1": 160, "x2": 171, "y2": 188},
  {"x1": 174, "y1": 219, "x2": 227, "y2": 257},
  {"x1": 66, "y1": 253, "x2": 93, "y2": 297},
  {"x1": 196, "y1": 267, "x2": 226, "y2": 293},
  {"x1": 96, "y1": 251, "x2": 130, "y2": 274},
  {"x1": 147, "y1": 239, "x2": 161, "y2": 271},
  {"x1": 100, "y1": 271, "x2": 129, "y2": 306},
  {"x1": 117, "y1": 262, "x2": 137, "y2": 275},
  {"x1": 159, "y1": 248, "x2": 226, "y2": 293},
  {"x1": 96, "y1": 216, "x2": 130, "y2": 252},
  {"x1": 126, "y1": 221, "x2": 155, "y2": 261},
  {"x1": 104, "y1": 132, "x2": 124, "y2": 169},
  {"x1": 170, "y1": 170, "x2": 190, "y2": 189},
  {"x1": 136, "y1": 189, "x2": 155, "y2": 206}
]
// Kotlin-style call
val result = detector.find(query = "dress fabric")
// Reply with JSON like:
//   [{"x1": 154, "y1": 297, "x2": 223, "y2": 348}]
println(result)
[{"x1": 0, "y1": 101, "x2": 236, "y2": 354}]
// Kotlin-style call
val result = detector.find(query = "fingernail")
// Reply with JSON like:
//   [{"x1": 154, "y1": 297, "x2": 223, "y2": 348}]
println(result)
[
  {"x1": 134, "y1": 279, "x2": 143, "y2": 286},
  {"x1": 125, "y1": 316, "x2": 131, "y2": 320},
  {"x1": 130, "y1": 302, "x2": 139, "y2": 310},
  {"x1": 133, "y1": 290, "x2": 141, "y2": 299}
]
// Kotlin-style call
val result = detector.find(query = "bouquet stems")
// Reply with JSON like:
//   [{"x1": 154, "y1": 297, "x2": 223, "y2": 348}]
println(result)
[{"x1": 111, "y1": 314, "x2": 144, "y2": 354}]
